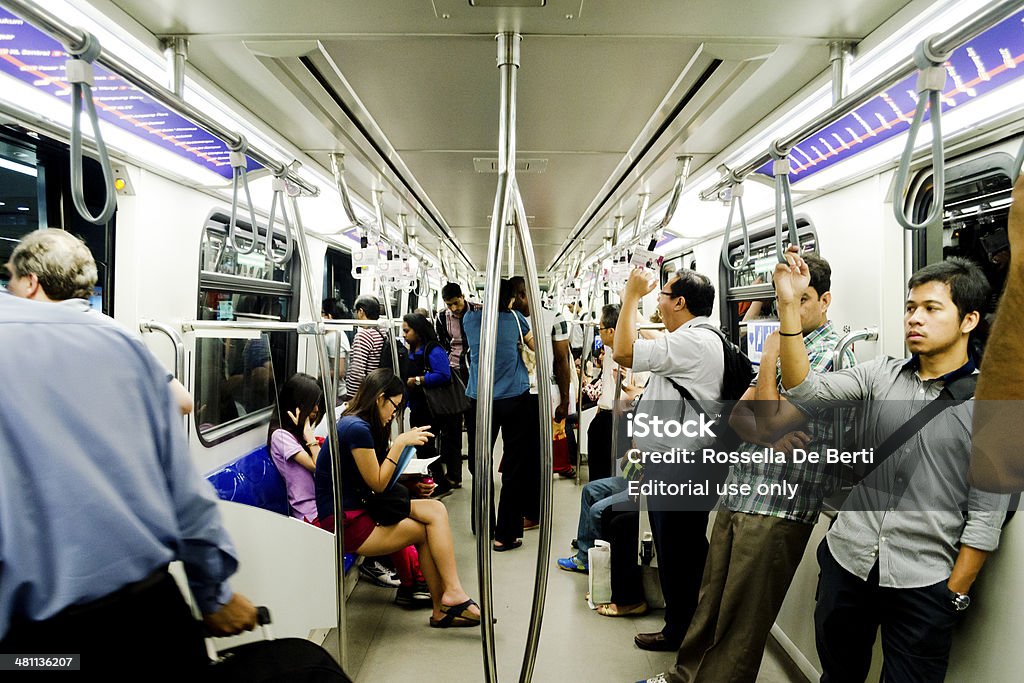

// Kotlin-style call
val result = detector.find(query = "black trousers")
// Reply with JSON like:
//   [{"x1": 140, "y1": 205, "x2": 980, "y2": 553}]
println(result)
[
  {"x1": 814, "y1": 539, "x2": 960, "y2": 683},
  {"x1": 0, "y1": 568, "x2": 208, "y2": 674},
  {"x1": 587, "y1": 409, "x2": 614, "y2": 481},
  {"x1": 468, "y1": 392, "x2": 540, "y2": 542},
  {"x1": 649, "y1": 509, "x2": 710, "y2": 644},
  {"x1": 438, "y1": 367, "x2": 474, "y2": 485},
  {"x1": 604, "y1": 508, "x2": 645, "y2": 606}
]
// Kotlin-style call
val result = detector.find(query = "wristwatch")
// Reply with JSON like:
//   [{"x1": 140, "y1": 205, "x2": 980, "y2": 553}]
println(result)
[
  {"x1": 415, "y1": 376, "x2": 423, "y2": 386},
  {"x1": 949, "y1": 590, "x2": 971, "y2": 611}
]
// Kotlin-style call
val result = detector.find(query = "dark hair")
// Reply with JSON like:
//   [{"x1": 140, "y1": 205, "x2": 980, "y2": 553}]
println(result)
[
  {"x1": 600, "y1": 303, "x2": 620, "y2": 330},
  {"x1": 322, "y1": 298, "x2": 341, "y2": 318},
  {"x1": 268, "y1": 373, "x2": 325, "y2": 456},
  {"x1": 403, "y1": 312, "x2": 438, "y2": 351},
  {"x1": 343, "y1": 368, "x2": 406, "y2": 451},
  {"x1": 354, "y1": 295, "x2": 381, "y2": 320},
  {"x1": 498, "y1": 278, "x2": 516, "y2": 310},
  {"x1": 802, "y1": 252, "x2": 832, "y2": 297},
  {"x1": 508, "y1": 275, "x2": 526, "y2": 298},
  {"x1": 667, "y1": 270, "x2": 715, "y2": 317},
  {"x1": 441, "y1": 282, "x2": 463, "y2": 300},
  {"x1": 907, "y1": 257, "x2": 991, "y2": 322}
]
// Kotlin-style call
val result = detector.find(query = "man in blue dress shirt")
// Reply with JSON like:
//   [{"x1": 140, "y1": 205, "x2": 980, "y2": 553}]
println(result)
[{"x1": 0, "y1": 293, "x2": 256, "y2": 671}]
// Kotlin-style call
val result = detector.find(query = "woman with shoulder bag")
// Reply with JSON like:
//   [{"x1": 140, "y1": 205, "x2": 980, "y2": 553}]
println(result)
[
  {"x1": 314, "y1": 369, "x2": 483, "y2": 628},
  {"x1": 401, "y1": 313, "x2": 455, "y2": 498},
  {"x1": 462, "y1": 279, "x2": 542, "y2": 551}
]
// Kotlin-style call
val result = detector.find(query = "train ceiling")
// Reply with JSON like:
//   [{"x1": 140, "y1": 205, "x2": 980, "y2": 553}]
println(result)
[{"x1": 97, "y1": 0, "x2": 916, "y2": 271}]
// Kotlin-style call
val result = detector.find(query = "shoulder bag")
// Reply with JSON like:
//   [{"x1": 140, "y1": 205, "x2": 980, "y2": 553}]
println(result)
[
  {"x1": 364, "y1": 484, "x2": 411, "y2": 526},
  {"x1": 421, "y1": 342, "x2": 471, "y2": 417}
]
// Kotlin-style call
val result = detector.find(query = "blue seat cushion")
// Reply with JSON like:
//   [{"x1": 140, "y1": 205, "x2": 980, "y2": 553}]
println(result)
[
  {"x1": 206, "y1": 445, "x2": 290, "y2": 516},
  {"x1": 206, "y1": 447, "x2": 358, "y2": 575}
]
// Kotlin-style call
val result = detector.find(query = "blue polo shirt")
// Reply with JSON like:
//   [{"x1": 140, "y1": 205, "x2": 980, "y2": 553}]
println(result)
[{"x1": 462, "y1": 309, "x2": 531, "y2": 400}]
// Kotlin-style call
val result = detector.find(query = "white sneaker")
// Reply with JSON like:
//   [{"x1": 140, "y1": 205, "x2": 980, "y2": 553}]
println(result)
[
  {"x1": 359, "y1": 560, "x2": 401, "y2": 588},
  {"x1": 637, "y1": 675, "x2": 669, "y2": 683}
]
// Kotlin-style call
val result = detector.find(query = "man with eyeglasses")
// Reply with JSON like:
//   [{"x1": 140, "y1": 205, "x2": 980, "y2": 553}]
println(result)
[{"x1": 614, "y1": 267, "x2": 724, "y2": 653}]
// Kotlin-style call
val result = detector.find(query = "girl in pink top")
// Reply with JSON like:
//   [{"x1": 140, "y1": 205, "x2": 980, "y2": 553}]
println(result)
[{"x1": 267, "y1": 373, "x2": 325, "y2": 523}]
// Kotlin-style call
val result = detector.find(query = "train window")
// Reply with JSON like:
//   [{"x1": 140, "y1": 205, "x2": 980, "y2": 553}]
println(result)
[
  {"x1": 720, "y1": 218, "x2": 818, "y2": 346},
  {"x1": 195, "y1": 211, "x2": 299, "y2": 445},
  {"x1": 323, "y1": 246, "x2": 357, "y2": 314},
  {"x1": 660, "y1": 251, "x2": 694, "y2": 288},
  {"x1": 911, "y1": 152, "x2": 1013, "y2": 319}
]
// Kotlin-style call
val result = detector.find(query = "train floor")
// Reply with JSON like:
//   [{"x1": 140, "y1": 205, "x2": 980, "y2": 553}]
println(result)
[{"x1": 326, "y1": 455, "x2": 806, "y2": 682}]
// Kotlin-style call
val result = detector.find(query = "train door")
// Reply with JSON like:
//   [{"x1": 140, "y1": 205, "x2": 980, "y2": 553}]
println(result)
[{"x1": 0, "y1": 124, "x2": 115, "y2": 313}]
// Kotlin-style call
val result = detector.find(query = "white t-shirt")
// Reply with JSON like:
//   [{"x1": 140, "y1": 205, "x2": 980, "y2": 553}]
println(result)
[{"x1": 528, "y1": 307, "x2": 577, "y2": 411}]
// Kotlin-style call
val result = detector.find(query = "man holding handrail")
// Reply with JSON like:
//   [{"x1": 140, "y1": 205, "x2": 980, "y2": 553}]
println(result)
[{"x1": 773, "y1": 248, "x2": 1008, "y2": 683}]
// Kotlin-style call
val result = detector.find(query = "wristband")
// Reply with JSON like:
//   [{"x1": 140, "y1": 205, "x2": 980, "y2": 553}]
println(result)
[
  {"x1": 778, "y1": 330, "x2": 802, "y2": 337},
  {"x1": 387, "y1": 457, "x2": 398, "y2": 466}
]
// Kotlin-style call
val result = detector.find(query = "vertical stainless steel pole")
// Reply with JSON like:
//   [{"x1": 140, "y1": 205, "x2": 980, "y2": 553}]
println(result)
[
  {"x1": 511, "y1": 185, "x2": 554, "y2": 683},
  {"x1": 829, "y1": 41, "x2": 852, "y2": 106},
  {"x1": 164, "y1": 37, "x2": 188, "y2": 98},
  {"x1": 288, "y1": 194, "x2": 347, "y2": 670},
  {"x1": 474, "y1": 31, "x2": 520, "y2": 683}
]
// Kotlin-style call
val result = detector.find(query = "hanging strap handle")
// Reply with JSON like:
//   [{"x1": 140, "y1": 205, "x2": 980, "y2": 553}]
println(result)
[
  {"x1": 720, "y1": 180, "x2": 752, "y2": 272},
  {"x1": 893, "y1": 36, "x2": 948, "y2": 231},
  {"x1": 770, "y1": 142, "x2": 800, "y2": 262},
  {"x1": 264, "y1": 171, "x2": 295, "y2": 266},
  {"x1": 226, "y1": 134, "x2": 260, "y2": 254},
  {"x1": 66, "y1": 32, "x2": 118, "y2": 225}
]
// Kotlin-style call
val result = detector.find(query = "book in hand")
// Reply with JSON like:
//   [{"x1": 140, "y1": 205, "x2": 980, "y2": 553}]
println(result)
[{"x1": 385, "y1": 446, "x2": 440, "y2": 490}]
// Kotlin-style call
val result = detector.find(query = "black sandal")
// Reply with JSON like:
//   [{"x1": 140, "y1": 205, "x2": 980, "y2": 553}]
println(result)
[
  {"x1": 429, "y1": 599, "x2": 482, "y2": 628},
  {"x1": 492, "y1": 539, "x2": 522, "y2": 552}
]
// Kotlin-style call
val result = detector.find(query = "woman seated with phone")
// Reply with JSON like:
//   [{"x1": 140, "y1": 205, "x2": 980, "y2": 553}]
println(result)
[{"x1": 314, "y1": 368, "x2": 482, "y2": 627}]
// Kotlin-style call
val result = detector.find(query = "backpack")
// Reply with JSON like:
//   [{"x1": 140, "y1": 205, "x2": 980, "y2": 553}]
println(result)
[
  {"x1": 374, "y1": 328, "x2": 409, "y2": 378},
  {"x1": 696, "y1": 324, "x2": 755, "y2": 401},
  {"x1": 664, "y1": 324, "x2": 754, "y2": 452}
]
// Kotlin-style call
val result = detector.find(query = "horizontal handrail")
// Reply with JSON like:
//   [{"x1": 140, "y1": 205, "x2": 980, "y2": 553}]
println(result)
[
  {"x1": 699, "y1": 0, "x2": 1024, "y2": 201},
  {"x1": 0, "y1": 0, "x2": 318, "y2": 197}
]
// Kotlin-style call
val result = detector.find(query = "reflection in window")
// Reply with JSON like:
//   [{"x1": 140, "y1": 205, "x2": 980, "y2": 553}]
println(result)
[
  {"x1": 194, "y1": 333, "x2": 276, "y2": 436},
  {"x1": 194, "y1": 292, "x2": 291, "y2": 440}
]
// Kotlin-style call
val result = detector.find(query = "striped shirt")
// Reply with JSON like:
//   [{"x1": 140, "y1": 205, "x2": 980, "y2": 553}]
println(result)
[
  {"x1": 723, "y1": 320, "x2": 855, "y2": 524},
  {"x1": 436, "y1": 302, "x2": 481, "y2": 371},
  {"x1": 344, "y1": 327, "x2": 385, "y2": 398}
]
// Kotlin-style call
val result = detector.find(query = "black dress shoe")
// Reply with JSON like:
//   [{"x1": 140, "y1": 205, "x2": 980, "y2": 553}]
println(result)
[{"x1": 634, "y1": 632, "x2": 681, "y2": 652}]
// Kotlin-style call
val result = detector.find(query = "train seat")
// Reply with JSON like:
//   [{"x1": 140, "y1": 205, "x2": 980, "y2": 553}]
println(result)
[{"x1": 206, "y1": 445, "x2": 357, "y2": 575}]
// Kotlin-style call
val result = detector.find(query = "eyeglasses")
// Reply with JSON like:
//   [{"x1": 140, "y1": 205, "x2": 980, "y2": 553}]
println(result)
[
  {"x1": 657, "y1": 289, "x2": 679, "y2": 299},
  {"x1": 386, "y1": 397, "x2": 404, "y2": 412}
]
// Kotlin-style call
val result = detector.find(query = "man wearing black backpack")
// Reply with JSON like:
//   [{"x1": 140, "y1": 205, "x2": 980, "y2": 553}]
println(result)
[
  {"x1": 614, "y1": 267, "x2": 728, "y2": 654},
  {"x1": 774, "y1": 251, "x2": 1010, "y2": 683},
  {"x1": 642, "y1": 252, "x2": 854, "y2": 683}
]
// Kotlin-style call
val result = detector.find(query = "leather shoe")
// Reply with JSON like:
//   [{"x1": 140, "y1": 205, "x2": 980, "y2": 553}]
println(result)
[{"x1": 634, "y1": 632, "x2": 681, "y2": 652}]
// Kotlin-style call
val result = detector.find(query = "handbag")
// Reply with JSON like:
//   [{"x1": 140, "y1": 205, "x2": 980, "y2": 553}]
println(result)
[
  {"x1": 515, "y1": 313, "x2": 537, "y2": 390},
  {"x1": 421, "y1": 344, "x2": 471, "y2": 417},
  {"x1": 364, "y1": 484, "x2": 410, "y2": 526}
]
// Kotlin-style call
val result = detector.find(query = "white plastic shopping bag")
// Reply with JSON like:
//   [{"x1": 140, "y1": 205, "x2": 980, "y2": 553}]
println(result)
[{"x1": 587, "y1": 539, "x2": 612, "y2": 609}]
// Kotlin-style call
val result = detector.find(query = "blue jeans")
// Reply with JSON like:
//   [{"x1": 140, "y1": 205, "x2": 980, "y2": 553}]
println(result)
[{"x1": 575, "y1": 476, "x2": 629, "y2": 563}]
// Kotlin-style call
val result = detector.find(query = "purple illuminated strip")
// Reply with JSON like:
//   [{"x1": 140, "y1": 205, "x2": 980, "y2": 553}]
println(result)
[
  {"x1": 0, "y1": 9, "x2": 260, "y2": 178},
  {"x1": 755, "y1": 10, "x2": 1024, "y2": 183}
]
